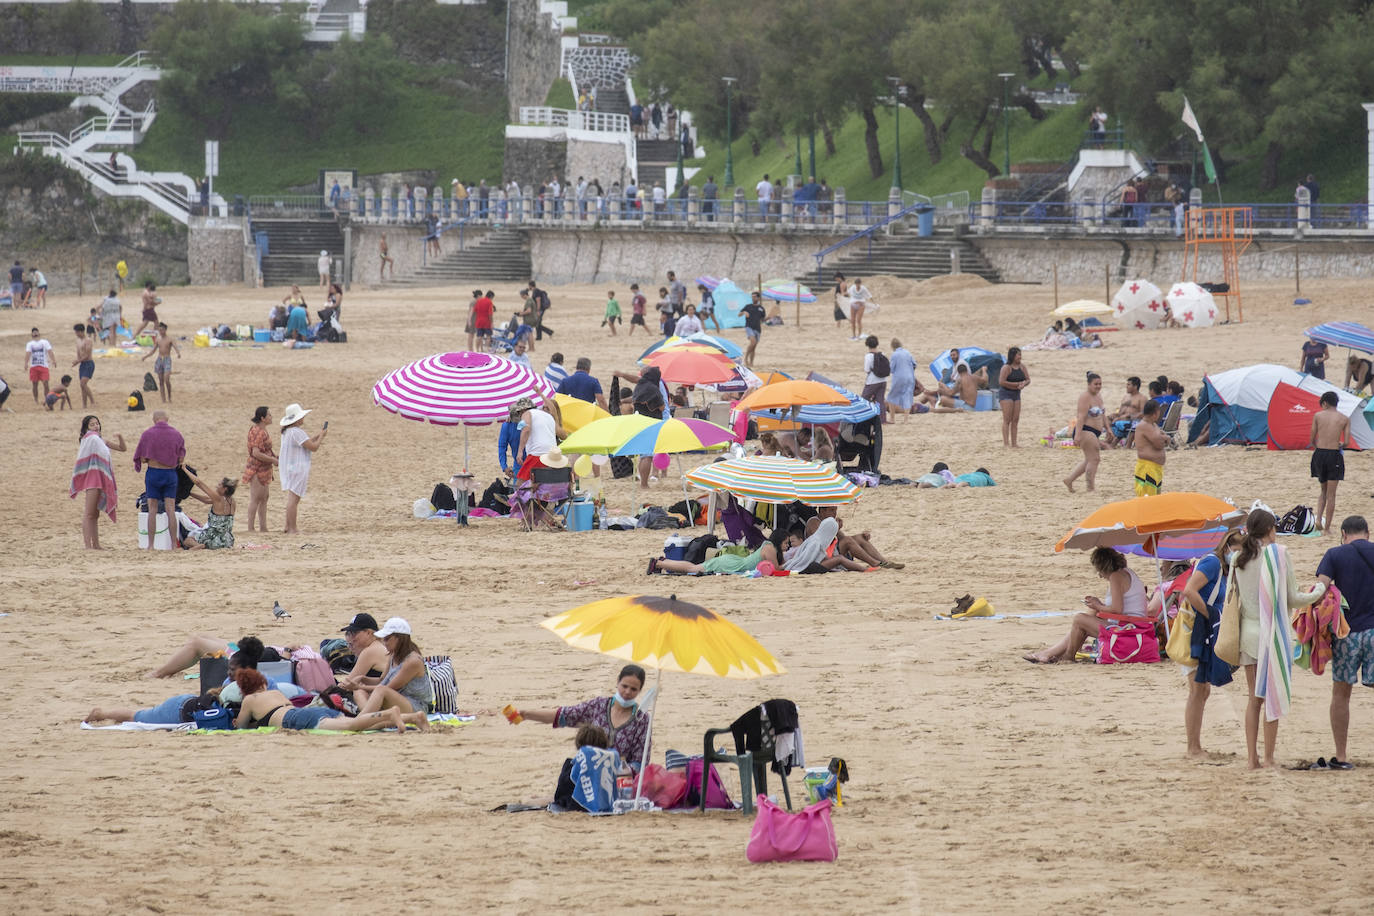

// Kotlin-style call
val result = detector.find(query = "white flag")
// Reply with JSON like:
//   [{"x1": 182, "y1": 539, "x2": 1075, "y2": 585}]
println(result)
[{"x1": 1181, "y1": 96, "x2": 1205, "y2": 143}]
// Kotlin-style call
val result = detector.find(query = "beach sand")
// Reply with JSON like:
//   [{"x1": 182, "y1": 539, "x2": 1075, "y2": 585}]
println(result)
[{"x1": 3, "y1": 272, "x2": 1372, "y2": 913}]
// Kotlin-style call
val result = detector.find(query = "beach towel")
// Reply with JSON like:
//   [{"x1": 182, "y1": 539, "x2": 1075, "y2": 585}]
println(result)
[
  {"x1": 1292, "y1": 584, "x2": 1349, "y2": 675},
  {"x1": 70, "y1": 431, "x2": 117, "y2": 521},
  {"x1": 783, "y1": 518, "x2": 838, "y2": 572},
  {"x1": 1255, "y1": 544, "x2": 1297, "y2": 722}
]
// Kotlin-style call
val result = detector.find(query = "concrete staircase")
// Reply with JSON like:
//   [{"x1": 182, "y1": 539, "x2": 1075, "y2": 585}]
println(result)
[
  {"x1": 596, "y1": 85, "x2": 629, "y2": 116},
  {"x1": 254, "y1": 219, "x2": 346, "y2": 287},
  {"x1": 804, "y1": 234, "x2": 1001, "y2": 286},
  {"x1": 635, "y1": 138, "x2": 679, "y2": 190},
  {"x1": 387, "y1": 229, "x2": 532, "y2": 287}
]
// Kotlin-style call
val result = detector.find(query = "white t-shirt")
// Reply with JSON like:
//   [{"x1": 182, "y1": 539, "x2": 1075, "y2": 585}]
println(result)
[
  {"x1": 652, "y1": 185, "x2": 666, "y2": 204},
  {"x1": 848, "y1": 283, "x2": 872, "y2": 304},
  {"x1": 26, "y1": 339, "x2": 52, "y2": 368},
  {"x1": 674, "y1": 314, "x2": 703, "y2": 336},
  {"x1": 317, "y1": 254, "x2": 330, "y2": 274},
  {"x1": 864, "y1": 352, "x2": 886, "y2": 385},
  {"x1": 279, "y1": 426, "x2": 313, "y2": 497},
  {"x1": 524, "y1": 408, "x2": 556, "y2": 456},
  {"x1": 756, "y1": 180, "x2": 772, "y2": 201}
]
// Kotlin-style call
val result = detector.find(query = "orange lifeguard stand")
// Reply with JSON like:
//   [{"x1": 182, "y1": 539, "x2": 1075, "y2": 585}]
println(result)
[{"x1": 1182, "y1": 206, "x2": 1252, "y2": 322}]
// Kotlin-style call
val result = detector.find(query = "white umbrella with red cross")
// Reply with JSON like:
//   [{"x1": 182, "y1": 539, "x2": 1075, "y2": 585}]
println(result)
[
  {"x1": 1112, "y1": 278, "x2": 1166, "y2": 330},
  {"x1": 1165, "y1": 281, "x2": 1217, "y2": 328}
]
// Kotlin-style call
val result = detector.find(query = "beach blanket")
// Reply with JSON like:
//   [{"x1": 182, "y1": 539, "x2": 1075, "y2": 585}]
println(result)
[
  {"x1": 82, "y1": 713, "x2": 473, "y2": 733},
  {"x1": 70, "y1": 431, "x2": 117, "y2": 521},
  {"x1": 1256, "y1": 544, "x2": 1296, "y2": 722},
  {"x1": 932, "y1": 610, "x2": 1076, "y2": 621}
]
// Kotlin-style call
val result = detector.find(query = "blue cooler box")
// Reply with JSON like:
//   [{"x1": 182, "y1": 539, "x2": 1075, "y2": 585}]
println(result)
[
  {"x1": 253, "y1": 328, "x2": 271, "y2": 342},
  {"x1": 663, "y1": 534, "x2": 692, "y2": 560},
  {"x1": 569, "y1": 500, "x2": 595, "y2": 531}
]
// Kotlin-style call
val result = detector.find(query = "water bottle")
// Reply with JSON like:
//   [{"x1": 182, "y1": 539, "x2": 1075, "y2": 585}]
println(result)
[{"x1": 598, "y1": 501, "x2": 608, "y2": 530}]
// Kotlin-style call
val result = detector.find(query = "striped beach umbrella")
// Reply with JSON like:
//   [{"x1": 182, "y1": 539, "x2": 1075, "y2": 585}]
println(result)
[
  {"x1": 612, "y1": 418, "x2": 736, "y2": 457},
  {"x1": 759, "y1": 279, "x2": 816, "y2": 303},
  {"x1": 695, "y1": 276, "x2": 724, "y2": 290},
  {"x1": 686, "y1": 455, "x2": 862, "y2": 506},
  {"x1": 645, "y1": 348, "x2": 737, "y2": 385},
  {"x1": 1306, "y1": 321, "x2": 1374, "y2": 354},
  {"x1": 372, "y1": 350, "x2": 554, "y2": 468}
]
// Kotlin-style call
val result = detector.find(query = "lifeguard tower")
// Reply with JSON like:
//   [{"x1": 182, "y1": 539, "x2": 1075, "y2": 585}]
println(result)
[{"x1": 1182, "y1": 207, "x2": 1252, "y2": 322}]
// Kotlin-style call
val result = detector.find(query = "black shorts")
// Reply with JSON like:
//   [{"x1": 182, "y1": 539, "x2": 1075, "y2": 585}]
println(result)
[
  {"x1": 1312, "y1": 447, "x2": 1345, "y2": 483},
  {"x1": 630, "y1": 314, "x2": 646, "y2": 326}
]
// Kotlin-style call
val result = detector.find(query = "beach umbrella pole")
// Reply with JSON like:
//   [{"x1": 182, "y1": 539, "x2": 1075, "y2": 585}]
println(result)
[
  {"x1": 676, "y1": 455, "x2": 695, "y2": 527},
  {"x1": 633, "y1": 667, "x2": 661, "y2": 804}
]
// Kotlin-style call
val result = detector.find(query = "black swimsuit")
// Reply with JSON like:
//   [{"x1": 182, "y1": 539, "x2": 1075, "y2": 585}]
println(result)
[{"x1": 246, "y1": 705, "x2": 285, "y2": 729}]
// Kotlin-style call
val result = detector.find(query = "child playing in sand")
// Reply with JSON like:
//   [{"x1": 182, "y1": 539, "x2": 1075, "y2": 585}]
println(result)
[
  {"x1": 45, "y1": 374, "x2": 72, "y2": 411},
  {"x1": 1310, "y1": 391, "x2": 1349, "y2": 534},
  {"x1": 603, "y1": 291, "x2": 621, "y2": 336},
  {"x1": 141, "y1": 323, "x2": 181, "y2": 403}
]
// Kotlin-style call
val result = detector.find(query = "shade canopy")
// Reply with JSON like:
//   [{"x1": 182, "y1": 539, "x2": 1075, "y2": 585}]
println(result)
[
  {"x1": 371, "y1": 351, "x2": 553, "y2": 426},
  {"x1": 646, "y1": 348, "x2": 738, "y2": 385},
  {"x1": 1054, "y1": 492, "x2": 1246, "y2": 553},
  {"x1": 553, "y1": 393, "x2": 610, "y2": 433},
  {"x1": 736, "y1": 380, "x2": 848, "y2": 412},
  {"x1": 760, "y1": 279, "x2": 816, "y2": 303},
  {"x1": 542, "y1": 594, "x2": 785, "y2": 679},
  {"x1": 1305, "y1": 321, "x2": 1374, "y2": 354},
  {"x1": 612, "y1": 417, "x2": 736, "y2": 457},
  {"x1": 559, "y1": 414, "x2": 658, "y2": 454},
  {"x1": 1053, "y1": 299, "x2": 1113, "y2": 317},
  {"x1": 687, "y1": 455, "x2": 861, "y2": 506}
]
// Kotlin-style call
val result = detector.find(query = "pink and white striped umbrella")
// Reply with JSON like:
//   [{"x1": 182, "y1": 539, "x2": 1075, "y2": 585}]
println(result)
[{"x1": 372, "y1": 351, "x2": 553, "y2": 426}]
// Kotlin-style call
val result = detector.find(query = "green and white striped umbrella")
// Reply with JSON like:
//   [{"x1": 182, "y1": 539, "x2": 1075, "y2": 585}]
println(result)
[{"x1": 685, "y1": 455, "x2": 861, "y2": 506}]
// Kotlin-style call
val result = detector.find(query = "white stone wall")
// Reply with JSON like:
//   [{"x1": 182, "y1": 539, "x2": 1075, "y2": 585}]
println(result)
[
  {"x1": 973, "y1": 236, "x2": 1374, "y2": 285},
  {"x1": 527, "y1": 229, "x2": 847, "y2": 285},
  {"x1": 564, "y1": 135, "x2": 630, "y2": 190},
  {"x1": 188, "y1": 216, "x2": 246, "y2": 285},
  {"x1": 563, "y1": 45, "x2": 636, "y2": 89}
]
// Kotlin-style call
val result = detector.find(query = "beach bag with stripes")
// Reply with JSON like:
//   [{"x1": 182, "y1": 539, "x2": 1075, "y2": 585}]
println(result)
[{"x1": 425, "y1": 656, "x2": 458, "y2": 714}]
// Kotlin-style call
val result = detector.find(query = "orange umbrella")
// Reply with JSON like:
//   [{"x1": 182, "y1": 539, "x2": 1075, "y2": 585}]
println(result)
[
  {"x1": 1054, "y1": 491, "x2": 1246, "y2": 553},
  {"x1": 736, "y1": 379, "x2": 849, "y2": 413},
  {"x1": 646, "y1": 348, "x2": 737, "y2": 385}
]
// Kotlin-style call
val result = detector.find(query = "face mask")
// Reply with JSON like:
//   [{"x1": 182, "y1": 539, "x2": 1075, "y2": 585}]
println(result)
[
  {"x1": 611, "y1": 693, "x2": 638, "y2": 709},
  {"x1": 1226, "y1": 550, "x2": 1238, "y2": 564}
]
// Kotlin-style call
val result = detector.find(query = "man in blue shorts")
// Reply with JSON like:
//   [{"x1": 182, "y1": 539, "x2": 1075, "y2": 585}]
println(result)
[
  {"x1": 132, "y1": 410, "x2": 186, "y2": 551},
  {"x1": 1316, "y1": 515, "x2": 1374, "y2": 769}
]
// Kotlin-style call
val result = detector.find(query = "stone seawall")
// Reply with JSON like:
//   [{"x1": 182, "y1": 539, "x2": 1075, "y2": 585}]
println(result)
[
  {"x1": 527, "y1": 229, "x2": 848, "y2": 286},
  {"x1": 973, "y1": 235, "x2": 1374, "y2": 286},
  {"x1": 187, "y1": 217, "x2": 247, "y2": 286},
  {"x1": 505, "y1": 0, "x2": 563, "y2": 121}
]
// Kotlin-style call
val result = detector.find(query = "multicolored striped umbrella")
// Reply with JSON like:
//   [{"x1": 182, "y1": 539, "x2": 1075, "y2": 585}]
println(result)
[
  {"x1": 611, "y1": 418, "x2": 736, "y2": 457},
  {"x1": 1306, "y1": 321, "x2": 1374, "y2": 354},
  {"x1": 695, "y1": 276, "x2": 724, "y2": 290},
  {"x1": 759, "y1": 279, "x2": 816, "y2": 303},
  {"x1": 686, "y1": 455, "x2": 862, "y2": 506},
  {"x1": 558, "y1": 414, "x2": 658, "y2": 455},
  {"x1": 372, "y1": 351, "x2": 554, "y2": 469},
  {"x1": 637, "y1": 333, "x2": 743, "y2": 362}
]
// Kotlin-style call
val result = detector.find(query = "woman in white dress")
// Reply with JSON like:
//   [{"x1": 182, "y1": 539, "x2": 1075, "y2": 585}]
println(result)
[{"x1": 279, "y1": 402, "x2": 327, "y2": 534}]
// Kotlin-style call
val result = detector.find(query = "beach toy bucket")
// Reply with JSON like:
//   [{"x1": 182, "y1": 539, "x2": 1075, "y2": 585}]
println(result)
[
  {"x1": 253, "y1": 329, "x2": 271, "y2": 342},
  {"x1": 975, "y1": 390, "x2": 997, "y2": 411},
  {"x1": 569, "y1": 501, "x2": 595, "y2": 531},
  {"x1": 194, "y1": 332, "x2": 210, "y2": 348}
]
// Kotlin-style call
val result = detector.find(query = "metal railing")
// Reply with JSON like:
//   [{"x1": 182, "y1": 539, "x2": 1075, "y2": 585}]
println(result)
[
  {"x1": 811, "y1": 201, "x2": 932, "y2": 286},
  {"x1": 247, "y1": 196, "x2": 338, "y2": 220},
  {"x1": 518, "y1": 106, "x2": 630, "y2": 133},
  {"x1": 965, "y1": 199, "x2": 1374, "y2": 232}
]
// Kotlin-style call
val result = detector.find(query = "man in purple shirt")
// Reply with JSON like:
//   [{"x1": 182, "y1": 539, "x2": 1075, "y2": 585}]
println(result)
[{"x1": 132, "y1": 410, "x2": 186, "y2": 550}]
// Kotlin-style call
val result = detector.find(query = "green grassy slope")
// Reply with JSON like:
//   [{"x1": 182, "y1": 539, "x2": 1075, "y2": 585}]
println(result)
[{"x1": 132, "y1": 86, "x2": 506, "y2": 196}]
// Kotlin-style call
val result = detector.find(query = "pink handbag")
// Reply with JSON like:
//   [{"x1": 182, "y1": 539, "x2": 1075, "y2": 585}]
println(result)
[
  {"x1": 746, "y1": 795, "x2": 838, "y2": 863},
  {"x1": 1098, "y1": 621, "x2": 1161, "y2": 664}
]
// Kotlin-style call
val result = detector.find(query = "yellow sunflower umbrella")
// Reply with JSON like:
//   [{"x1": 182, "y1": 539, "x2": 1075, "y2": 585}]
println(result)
[
  {"x1": 542, "y1": 594, "x2": 785, "y2": 802},
  {"x1": 553, "y1": 393, "x2": 611, "y2": 433}
]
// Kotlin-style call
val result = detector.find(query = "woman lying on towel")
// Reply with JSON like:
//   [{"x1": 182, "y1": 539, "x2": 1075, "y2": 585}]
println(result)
[
  {"x1": 1022, "y1": 547, "x2": 1149, "y2": 663},
  {"x1": 235, "y1": 668, "x2": 428, "y2": 733},
  {"x1": 508, "y1": 664, "x2": 651, "y2": 769},
  {"x1": 648, "y1": 535, "x2": 790, "y2": 576}
]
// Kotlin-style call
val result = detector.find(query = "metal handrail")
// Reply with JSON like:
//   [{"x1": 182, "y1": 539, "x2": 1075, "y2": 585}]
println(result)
[
  {"x1": 964, "y1": 199, "x2": 1372, "y2": 231},
  {"x1": 811, "y1": 201, "x2": 930, "y2": 286}
]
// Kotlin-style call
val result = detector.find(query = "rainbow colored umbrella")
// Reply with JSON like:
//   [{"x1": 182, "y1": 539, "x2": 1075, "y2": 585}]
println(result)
[
  {"x1": 611, "y1": 418, "x2": 736, "y2": 457},
  {"x1": 695, "y1": 276, "x2": 724, "y2": 290},
  {"x1": 558, "y1": 414, "x2": 658, "y2": 455},
  {"x1": 372, "y1": 350, "x2": 554, "y2": 468},
  {"x1": 760, "y1": 279, "x2": 816, "y2": 303},
  {"x1": 638, "y1": 333, "x2": 743, "y2": 362},
  {"x1": 686, "y1": 455, "x2": 861, "y2": 506}
]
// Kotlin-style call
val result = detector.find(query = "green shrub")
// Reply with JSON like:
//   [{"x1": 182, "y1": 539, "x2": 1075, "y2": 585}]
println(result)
[{"x1": 0, "y1": 93, "x2": 76, "y2": 129}]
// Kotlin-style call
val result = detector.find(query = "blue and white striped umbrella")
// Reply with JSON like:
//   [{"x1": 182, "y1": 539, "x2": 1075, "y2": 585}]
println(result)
[{"x1": 1306, "y1": 322, "x2": 1374, "y2": 354}]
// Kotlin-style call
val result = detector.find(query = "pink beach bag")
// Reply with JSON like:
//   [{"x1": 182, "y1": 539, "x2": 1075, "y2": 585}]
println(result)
[
  {"x1": 746, "y1": 796, "x2": 838, "y2": 863},
  {"x1": 1097, "y1": 621, "x2": 1161, "y2": 665}
]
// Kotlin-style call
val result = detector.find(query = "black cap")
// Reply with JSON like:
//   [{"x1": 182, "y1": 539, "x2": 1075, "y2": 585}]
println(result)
[{"x1": 341, "y1": 613, "x2": 379, "y2": 633}]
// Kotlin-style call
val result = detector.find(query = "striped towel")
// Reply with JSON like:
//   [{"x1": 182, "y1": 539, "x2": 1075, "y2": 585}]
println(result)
[
  {"x1": 70, "y1": 431, "x2": 117, "y2": 521},
  {"x1": 1255, "y1": 544, "x2": 1296, "y2": 722}
]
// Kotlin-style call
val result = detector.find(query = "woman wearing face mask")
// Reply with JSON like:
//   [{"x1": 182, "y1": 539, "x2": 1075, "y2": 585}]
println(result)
[
  {"x1": 1179, "y1": 528, "x2": 1245, "y2": 759},
  {"x1": 507, "y1": 664, "x2": 652, "y2": 770}
]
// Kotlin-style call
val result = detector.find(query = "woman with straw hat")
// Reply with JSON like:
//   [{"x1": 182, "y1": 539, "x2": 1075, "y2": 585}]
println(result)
[{"x1": 279, "y1": 402, "x2": 327, "y2": 534}]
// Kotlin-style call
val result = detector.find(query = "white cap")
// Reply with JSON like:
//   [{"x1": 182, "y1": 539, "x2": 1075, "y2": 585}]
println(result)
[
  {"x1": 320, "y1": 250, "x2": 328, "y2": 257},
  {"x1": 375, "y1": 616, "x2": 412, "y2": 638}
]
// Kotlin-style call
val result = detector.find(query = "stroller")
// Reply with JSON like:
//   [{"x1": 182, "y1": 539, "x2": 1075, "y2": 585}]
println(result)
[{"x1": 837, "y1": 416, "x2": 883, "y2": 474}]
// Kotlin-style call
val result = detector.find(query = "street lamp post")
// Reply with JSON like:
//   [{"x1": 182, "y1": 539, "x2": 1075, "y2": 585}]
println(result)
[
  {"x1": 998, "y1": 72, "x2": 1014, "y2": 177},
  {"x1": 887, "y1": 76, "x2": 902, "y2": 190},
  {"x1": 722, "y1": 76, "x2": 737, "y2": 187}
]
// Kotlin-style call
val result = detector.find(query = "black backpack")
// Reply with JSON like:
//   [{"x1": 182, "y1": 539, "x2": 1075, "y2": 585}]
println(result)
[
  {"x1": 870, "y1": 351, "x2": 890, "y2": 378},
  {"x1": 429, "y1": 482, "x2": 457, "y2": 511},
  {"x1": 1277, "y1": 505, "x2": 1316, "y2": 535},
  {"x1": 143, "y1": 372, "x2": 158, "y2": 391},
  {"x1": 128, "y1": 390, "x2": 145, "y2": 412}
]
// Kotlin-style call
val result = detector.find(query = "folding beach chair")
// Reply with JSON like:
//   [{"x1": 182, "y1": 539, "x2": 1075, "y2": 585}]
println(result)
[
  {"x1": 1160, "y1": 401, "x2": 1184, "y2": 449},
  {"x1": 513, "y1": 466, "x2": 573, "y2": 530}
]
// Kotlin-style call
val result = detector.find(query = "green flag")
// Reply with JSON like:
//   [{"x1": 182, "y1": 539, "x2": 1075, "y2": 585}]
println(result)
[{"x1": 1201, "y1": 141, "x2": 1218, "y2": 184}]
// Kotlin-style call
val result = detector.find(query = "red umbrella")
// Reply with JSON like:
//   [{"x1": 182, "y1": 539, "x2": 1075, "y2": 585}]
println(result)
[{"x1": 645, "y1": 348, "x2": 736, "y2": 385}]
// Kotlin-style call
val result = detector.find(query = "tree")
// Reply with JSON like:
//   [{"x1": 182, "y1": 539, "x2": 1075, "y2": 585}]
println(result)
[{"x1": 51, "y1": 0, "x2": 104, "y2": 77}]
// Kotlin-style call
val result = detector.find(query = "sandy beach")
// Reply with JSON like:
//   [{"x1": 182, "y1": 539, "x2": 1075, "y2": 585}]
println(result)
[{"x1": 3, "y1": 271, "x2": 1372, "y2": 913}]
